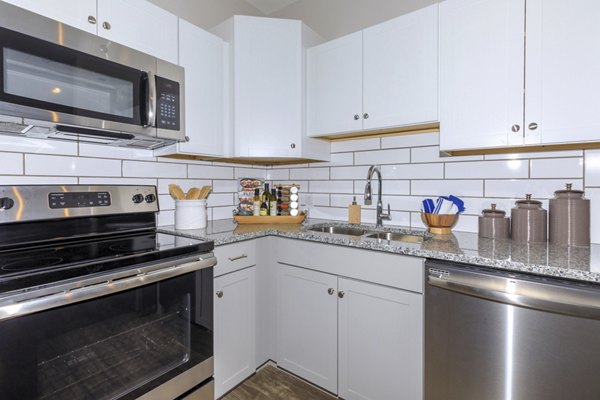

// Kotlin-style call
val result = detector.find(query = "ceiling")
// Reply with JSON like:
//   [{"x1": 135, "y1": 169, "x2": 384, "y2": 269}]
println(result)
[{"x1": 244, "y1": 0, "x2": 299, "y2": 15}]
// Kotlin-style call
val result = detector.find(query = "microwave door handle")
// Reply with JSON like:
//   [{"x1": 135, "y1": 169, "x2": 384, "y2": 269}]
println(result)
[{"x1": 141, "y1": 71, "x2": 157, "y2": 128}]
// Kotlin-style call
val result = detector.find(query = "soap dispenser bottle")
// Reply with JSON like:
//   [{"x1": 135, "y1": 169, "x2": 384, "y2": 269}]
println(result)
[{"x1": 348, "y1": 196, "x2": 361, "y2": 225}]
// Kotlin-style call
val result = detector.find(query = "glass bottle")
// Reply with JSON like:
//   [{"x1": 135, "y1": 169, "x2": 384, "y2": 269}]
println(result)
[
  {"x1": 252, "y1": 188, "x2": 261, "y2": 216},
  {"x1": 270, "y1": 188, "x2": 278, "y2": 216}
]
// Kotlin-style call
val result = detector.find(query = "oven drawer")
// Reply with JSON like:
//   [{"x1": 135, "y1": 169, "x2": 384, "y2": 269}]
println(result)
[
  {"x1": 181, "y1": 379, "x2": 214, "y2": 400},
  {"x1": 214, "y1": 241, "x2": 256, "y2": 277}
]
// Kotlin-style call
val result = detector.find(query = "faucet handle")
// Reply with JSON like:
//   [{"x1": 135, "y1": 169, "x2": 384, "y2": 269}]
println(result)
[{"x1": 381, "y1": 204, "x2": 392, "y2": 221}]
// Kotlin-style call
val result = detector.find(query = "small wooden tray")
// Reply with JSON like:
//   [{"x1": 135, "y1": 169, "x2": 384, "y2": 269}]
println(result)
[{"x1": 234, "y1": 214, "x2": 306, "y2": 225}]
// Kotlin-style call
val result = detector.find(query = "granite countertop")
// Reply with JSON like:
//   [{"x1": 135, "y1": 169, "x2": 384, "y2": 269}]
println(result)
[{"x1": 160, "y1": 218, "x2": 600, "y2": 284}]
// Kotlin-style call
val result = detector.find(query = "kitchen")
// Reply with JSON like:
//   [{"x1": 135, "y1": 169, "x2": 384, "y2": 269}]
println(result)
[{"x1": 0, "y1": 0, "x2": 599, "y2": 399}]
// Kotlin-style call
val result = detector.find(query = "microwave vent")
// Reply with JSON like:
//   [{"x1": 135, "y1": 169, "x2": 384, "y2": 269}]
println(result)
[
  {"x1": 0, "y1": 121, "x2": 29, "y2": 134},
  {"x1": 127, "y1": 139, "x2": 168, "y2": 150}
]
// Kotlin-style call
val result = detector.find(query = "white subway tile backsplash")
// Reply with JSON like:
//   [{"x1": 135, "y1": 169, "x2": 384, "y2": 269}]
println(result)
[
  {"x1": 212, "y1": 205, "x2": 236, "y2": 220},
  {"x1": 266, "y1": 168, "x2": 290, "y2": 181},
  {"x1": 290, "y1": 167, "x2": 329, "y2": 180},
  {"x1": 123, "y1": 160, "x2": 186, "y2": 178},
  {"x1": 381, "y1": 132, "x2": 439, "y2": 149},
  {"x1": 306, "y1": 193, "x2": 330, "y2": 206},
  {"x1": 157, "y1": 209, "x2": 174, "y2": 226},
  {"x1": 207, "y1": 193, "x2": 235, "y2": 207},
  {"x1": 381, "y1": 163, "x2": 444, "y2": 180},
  {"x1": 213, "y1": 180, "x2": 239, "y2": 193},
  {"x1": 331, "y1": 138, "x2": 380, "y2": 153},
  {"x1": 0, "y1": 136, "x2": 77, "y2": 156},
  {"x1": 79, "y1": 177, "x2": 156, "y2": 186},
  {"x1": 310, "y1": 180, "x2": 354, "y2": 193},
  {"x1": 330, "y1": 166, "x2": 367, "y2": 180},
  {"x1": 411, "y1": 180, "x2": 484, "y2": 197},
  {"x1": 0, "y1": 152, "x2": 23, "y2": 175},
  {"x1": 354, "y1": 148, "x2": 410, "y2": 165},
  {"x1": 79, "y1": 144, "x2": 155, "y2": 161},
  {"x1": 0, "y1": 176, "x2": 78, "y2": 185},
  {"x1": 485, "y1": 179, "x2": 582, "y2": 198},
  {"x1": 530, "y1": 158, "x2": 583, "y2": 179},
  {"x1": 353, "y1": 180, "x2": 410, "y2": 195},
  {"x1": 157, "y1": 178, "x2": 212, "y2": 195},
  {"x1": 189, "y1": 164, "x2": 233, "y2": 179},
  {"x1": 310, "y1": 152, "x2": 354, "y2": 167},
  {"x1": 234, "y1": 167, "x2": 266, "y2": 179},
  {"x1": 411, "y1": 146, "x2": 483, "y2": 163},
  {"x1": 158, "y1": 194, "x2": 175, "y2": 210},
  {"x1": 445, "y1": 160, "x2": 528, "y2": 179},
  {"x1": 26, "y1": 155, "x2": 120, "y2": 177}
]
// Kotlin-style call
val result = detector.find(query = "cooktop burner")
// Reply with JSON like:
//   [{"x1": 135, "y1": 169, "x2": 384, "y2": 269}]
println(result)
[{"x1": 0, "y1": 231, "x2": 212, "y2": 295}]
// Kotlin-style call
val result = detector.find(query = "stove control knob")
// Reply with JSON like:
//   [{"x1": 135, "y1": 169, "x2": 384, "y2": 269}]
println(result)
[
  {"x1": 132, "y1": 194, "x2": 144, "y2": 204},
  {"x1": 0, "y1": 197, "x2": 14, "y2": 210},
  {"x1": 145, "y1": 194, "x2": 156, "y2": 203}
]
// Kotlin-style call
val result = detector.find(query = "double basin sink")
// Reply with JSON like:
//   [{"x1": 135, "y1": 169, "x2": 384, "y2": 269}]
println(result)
[{"x1": 308, "y1": 225, "x2": 424, "y2": 244}]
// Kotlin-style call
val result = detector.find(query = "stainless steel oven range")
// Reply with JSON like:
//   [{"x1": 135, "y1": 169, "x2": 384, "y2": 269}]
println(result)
[{"x1": 0, "y1": 185, "x2": 216, "y2": 400}]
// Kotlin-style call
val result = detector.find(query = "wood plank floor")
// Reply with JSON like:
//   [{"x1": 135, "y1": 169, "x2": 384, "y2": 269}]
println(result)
[{"x1": 221, "y1": 365, "x2": 336, "y2": 400}]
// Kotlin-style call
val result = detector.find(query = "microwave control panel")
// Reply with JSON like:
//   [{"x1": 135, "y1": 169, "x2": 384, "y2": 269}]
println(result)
[{"x1": 156, "y1": 76, "x2": 180, "y2": 131}]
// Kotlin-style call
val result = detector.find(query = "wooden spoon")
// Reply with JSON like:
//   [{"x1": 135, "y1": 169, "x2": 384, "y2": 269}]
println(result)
[
  {"x1": 198, "y1": 185, "x2": 212, "y2": 200},
  {"x1": 168, "y1": 184, "x2": 186, "y2": 200},
  {"x1": 186, "y1": 187, "x2": 202, "y2": 200}
]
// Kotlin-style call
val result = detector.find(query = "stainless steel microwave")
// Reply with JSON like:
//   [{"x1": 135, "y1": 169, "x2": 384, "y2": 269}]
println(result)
[{"x1": 0, "y1": 2, "x2": 185, "y2": 149}]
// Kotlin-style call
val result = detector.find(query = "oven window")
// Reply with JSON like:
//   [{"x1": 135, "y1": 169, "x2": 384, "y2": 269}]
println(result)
[
  {"x1": 0, "y1": 269, "x2": 213, "y2": 400},
  {"x1": 4, "y1": 48, "x2": 134, "y2": 118}
]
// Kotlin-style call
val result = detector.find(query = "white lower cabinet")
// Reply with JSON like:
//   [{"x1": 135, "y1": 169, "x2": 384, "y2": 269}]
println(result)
[
  {"x1": 338, "y1": 278, "x2": 423, "y2": 400},
  {"x1": 277, "y1": 265, "x2": 338, "y2": 393},
  {"x1": 277, "y1": 256, "x2": 423, "y2": 399}
]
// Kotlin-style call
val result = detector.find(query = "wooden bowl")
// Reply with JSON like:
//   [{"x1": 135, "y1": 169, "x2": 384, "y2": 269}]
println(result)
[{"x1": 421, "y1": 212, "x2": 459, "y2": 235}]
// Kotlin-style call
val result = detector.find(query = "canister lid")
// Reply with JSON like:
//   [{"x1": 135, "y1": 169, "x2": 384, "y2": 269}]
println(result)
[
  {"x1": 515, "y1": 194, "x2": 542, "y2": 207},
  {"x1": 553, "y1": 183, "x2": 585, "y2": 198},
  {"x1": 481, "y1": 203, "x2": 506, "y2": 217}
]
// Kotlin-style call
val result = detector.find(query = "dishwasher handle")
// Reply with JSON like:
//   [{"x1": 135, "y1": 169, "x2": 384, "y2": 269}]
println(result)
[{"x1": 428, "y1": 268, "x2": 600, "y2": 320}]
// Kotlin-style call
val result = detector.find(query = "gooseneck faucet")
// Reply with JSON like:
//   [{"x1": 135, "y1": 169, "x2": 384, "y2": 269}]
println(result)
[{"x1": 364, "y1": 165, "x2": 391, "y2": 228}]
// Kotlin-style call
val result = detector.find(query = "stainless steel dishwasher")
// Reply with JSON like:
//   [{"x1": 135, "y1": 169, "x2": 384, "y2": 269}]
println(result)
[{"x1": 425, "y1": 260, "x2": 600, "y2": 400}]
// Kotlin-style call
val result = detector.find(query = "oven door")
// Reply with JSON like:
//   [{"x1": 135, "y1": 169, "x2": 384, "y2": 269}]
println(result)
[
  {"x1": 0, "y1": 24, "x2": 156, "y2": 135},
  {"x1": 0, "y1": 263, "x2": 214, "y2": 400}
]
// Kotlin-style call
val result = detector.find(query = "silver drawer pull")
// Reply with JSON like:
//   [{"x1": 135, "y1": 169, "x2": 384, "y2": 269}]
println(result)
[{"x1": 228, "y1": 254, "x2": 248, "y2": 261}]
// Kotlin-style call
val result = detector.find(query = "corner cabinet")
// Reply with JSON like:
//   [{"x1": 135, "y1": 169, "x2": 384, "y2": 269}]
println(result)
[
  {"x1": 440, "y1": 0, "x2": 600, "y2": 152},
  {"x1": 2, "y1": 0, "x2": 178, "y2": 63},
  {"x1": 213, "y1": 16, "x2": 331, "y2": 162},
  {"x1": 307, "y1": 4, "x2": 438, "y2": 138},
  {"x1": 276, "y1": 239, "x2": 424, "y2": 400}
]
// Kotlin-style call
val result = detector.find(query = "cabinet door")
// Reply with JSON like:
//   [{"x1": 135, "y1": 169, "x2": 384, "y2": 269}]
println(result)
[
  {"x1": 1, "y1": 0, "x2": 97, "y2": 33},
  {"x1": 338, "y1": 278, "x2": 423, "y2": 400},
  {"x1": 214, "y1": 267, "x2": 256, "y2": 399},
  {"x1": 277, "y1": 265, "x2": 338, "y2": 394},
  {"x1": 363, "y1": 4, "x2": 438, "y2": 131},
  {"x1": 307, "y1": 31, "x2": 363, "y2": 137},
  {"x1": 525, "y1": 0, "x2": 600, "y2": 145},
  {"x1": 96, "y1": 0, "x2": 178, "y2": 63},
  {"x1": 439, "y1": 0, "x2": 525, "y2": 151},
  {"x1": 177, "y1": 19, "x2": 226, "y2": 156},
  {"x1": 234, "y1": 16, "x2": 302, "y2": 158}
]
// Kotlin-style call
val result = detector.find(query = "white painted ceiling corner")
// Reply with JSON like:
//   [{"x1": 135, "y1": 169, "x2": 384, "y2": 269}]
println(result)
[{"x1": 244, "y1": 0, "x2": 299, "y2": 15}]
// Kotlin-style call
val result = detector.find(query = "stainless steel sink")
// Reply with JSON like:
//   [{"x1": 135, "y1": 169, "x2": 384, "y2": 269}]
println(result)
[
  {"x1": 365, "y1": 232, "x2": 424, "y2": 243},
  {"x1": 308, "y1": 226, "x2": 370, "y2": 236}
]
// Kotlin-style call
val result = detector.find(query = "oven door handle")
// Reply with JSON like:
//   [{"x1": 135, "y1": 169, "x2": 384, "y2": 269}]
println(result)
[{"x1": 0, "y1": 255, "x2": 216, "y2": 322}]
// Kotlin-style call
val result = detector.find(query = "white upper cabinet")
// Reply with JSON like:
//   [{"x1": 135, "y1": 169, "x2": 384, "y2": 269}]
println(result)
[
  {"x1": 362, "y1": 4, "x2": 438, "y2": 131},
  {"x1": 96, "y1": 0, "x2": 178, "y2": 64},
  {"x1": 440, "y1": 0, "x2": 600, "y2": 152},
  {"x1": 214, "y1": 15, "x2": 330, "y2": 161},
  {"x1": 1, "y1": 0, "x2": 98, "y2": 33},
  {"x1": 307, "y1": 4, "x2": 439, "y2": 138},
  {"x1": 525, "y1": 0, "x2": 600, "y2": 145},
  {"x1": 439, "y1": 0, "x2": 525, "y2": 151},
  {"x1": 156, "y1": 19, "x2": 227, "y2": 157},
  {"x1": 307, "y1": 32, "x2": 363, "y2": 137}
]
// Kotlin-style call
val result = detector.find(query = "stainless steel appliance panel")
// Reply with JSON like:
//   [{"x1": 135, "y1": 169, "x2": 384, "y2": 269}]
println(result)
[{"x1": 425, "y1": 261, "x2": 600, "y2": 400}]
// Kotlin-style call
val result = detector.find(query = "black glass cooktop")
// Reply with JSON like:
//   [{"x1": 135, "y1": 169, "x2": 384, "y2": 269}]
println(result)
[{"x1": 0, "y1": 231, "x2": 213, "y2": 295}]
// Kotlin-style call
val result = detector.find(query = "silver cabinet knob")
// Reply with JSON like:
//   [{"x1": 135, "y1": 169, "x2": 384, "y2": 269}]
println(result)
[
  {"x1": 363, "y1": 113, "x2": 369, "y2": 119},
  {"x1": 88, "y1": 15, "x2": 97, "y2": 24},
  {"x1": 528, "y1": 122, "x2": 538, "y2": 130},
  {"x1": 511, "y1": 124, "x2": 520, "y2": 132},
  {"x1": 338, "y1": 291, "x2": 345, "y2": 298},
  {"x1": 327, "y1": 288, "x2": 335, "y2": 295},
  {"x1": 290, "y1": 143, "x2": 296, "y2": 149},
  {"x1": 354, "y1": 114, "x2": 360, "y2": 120},
  {"x1": 216, "y1": 291, "x2": 223, "y2": 298},
  {"x1": 102, "y1": 21, "x2": 111, "y2": 30}
]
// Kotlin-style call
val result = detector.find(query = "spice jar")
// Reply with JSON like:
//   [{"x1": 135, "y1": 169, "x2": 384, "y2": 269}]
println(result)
[
  {"x1": 511, "y1": 194, "x2": 547, "y2": 243},
  {"x1": 478, "y1": 203, "x2": 510, "y2": 239},
  {"x1": 549, "y1": 183, "x2": 590, "y2": 247}
]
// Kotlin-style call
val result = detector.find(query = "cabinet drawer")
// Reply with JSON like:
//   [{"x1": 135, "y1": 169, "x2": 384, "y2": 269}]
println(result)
[{"x1": 214, "y1": 241, "x2": 257, "y2": 277}]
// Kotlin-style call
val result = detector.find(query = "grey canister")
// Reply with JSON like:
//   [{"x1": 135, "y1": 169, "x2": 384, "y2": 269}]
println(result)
[
  {"x1": 478, "y1": 203, "x2": 510, "y2": 239},
  {"x1": 549, "y1": 183, "x2": 590, "y2": 247},
  {"x1": 511, "y1": 194, "x2": 547, "y2": 243}
]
